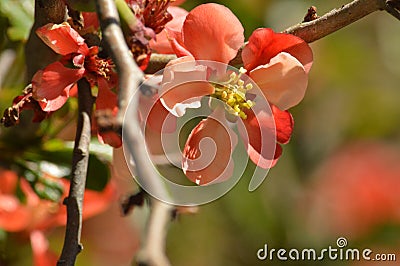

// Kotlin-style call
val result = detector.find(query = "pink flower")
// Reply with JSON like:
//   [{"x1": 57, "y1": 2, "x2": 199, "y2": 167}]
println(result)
[
  {"x1": 156, "y1": 3, "x2": 312, "y2": 184},
  {"x1": 306, "y1": 142, "x2": 400, "y2": 238}
]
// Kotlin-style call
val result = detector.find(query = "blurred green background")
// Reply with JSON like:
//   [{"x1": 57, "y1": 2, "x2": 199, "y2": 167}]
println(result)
[{"x1": 1, "y1": 0, "x2": 400, "y2": 265}]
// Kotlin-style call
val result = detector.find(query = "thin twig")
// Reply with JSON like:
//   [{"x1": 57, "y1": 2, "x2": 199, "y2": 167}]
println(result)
[
  {"x1": 147, "y1": 0, "x2": 400, "y2": 72},
  {"x1": 57, "y1": 79, "x2": 95, "y2": 266},
  {"x1": 95, "y1": 1, "x2": 174, "y2": 265}
]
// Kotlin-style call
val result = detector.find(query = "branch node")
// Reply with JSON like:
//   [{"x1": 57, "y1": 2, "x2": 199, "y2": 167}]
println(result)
[
  {"x1": 385, "y1": 0, "x2": 400, "y2": 20},
  {"x1": 303, "y1": 6, "x2": 319, "y2": 22}
]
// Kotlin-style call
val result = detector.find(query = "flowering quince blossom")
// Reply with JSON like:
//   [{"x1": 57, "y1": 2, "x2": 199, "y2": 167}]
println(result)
[
  {"x1": 30, "y1": 22, "x2": 122, "y2": 147},
  {"x1": 149, "y1": 3, "x2": 313, "y2": 185},
  {"x1": 0, "y1": 168, "x2": 115, "y2": 266}
]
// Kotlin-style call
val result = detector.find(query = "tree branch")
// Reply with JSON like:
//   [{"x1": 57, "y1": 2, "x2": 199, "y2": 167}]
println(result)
[
  {"x1": 147, "y1": 0, "x2": 400, "y2": 71},
  {"x1": 136, "y1": 200, "x2": 174, "y2": 266},
  {"x1": 95, "y1": 1, "x2": 174, "y2": 265},
  {"x1": 57, "y1": 79, "x2": 95, "y2": 266},
  {"x1": 283, "y1": 0, "x2": 388, "y2": 42}
]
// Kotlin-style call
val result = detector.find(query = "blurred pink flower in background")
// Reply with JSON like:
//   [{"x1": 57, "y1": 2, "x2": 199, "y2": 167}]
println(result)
[
  {"x1": 0, "y1": 168, "x2": 115, "y2": 266},
  {"x1": 306, "y1": 141, "x2": 400, "y2": 238}
]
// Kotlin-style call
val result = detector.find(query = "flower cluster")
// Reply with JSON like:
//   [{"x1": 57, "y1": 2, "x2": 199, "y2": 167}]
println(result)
[
  {"x1": 143, "y1": 3, "x2": 313, "y2": 185},
  {"x1": 2, "y1": 2, "x2": 313, "y2": 187},
  {"x1": 0, "y1": 168, "x2": 114, "y2": 265}
]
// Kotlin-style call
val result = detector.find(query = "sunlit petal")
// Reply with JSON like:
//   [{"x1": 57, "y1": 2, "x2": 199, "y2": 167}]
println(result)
[
  {"x1": 272, "y1": 105, "x2": 294, "y2": 144},
  {"x1": 181, "y1": 3, "x2": 244, "y2": 63},
  {"x1": 238, "y1": 108, "x2": 279, "y2": 169},
  {"x1": 242, "y1": 28, "x2": 313, "y2": 73},
  {"x1": 32, "y1": 62, "x2": 85, "y2": 111},
  {"x1": 36, "y1": 22, "x2": 89, "y2": 56},
  {"x1": 150, "y1": 7, "x2": 188, "y2": 54},
  {"x1": 160, "y1": 57, "x2": 214, "y2": 117},
  {"x1": 182, "y1": 108, "x2": 237, "y2": 185},
  {"x1": 250, "y1": 52, "x2": 308, "y2": 110}
]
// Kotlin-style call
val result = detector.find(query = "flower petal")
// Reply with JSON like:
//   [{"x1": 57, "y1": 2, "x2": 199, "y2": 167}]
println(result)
[
  {"x1": 150, "y1": 7, "x2": 188, "y2": 54},
  {"x1": 82, "y1": 182, "x2": 116, "y2": 220},
  {"x1": 98, "y1": 132, "x2": 122, "y2": 148},
  {"x1": 182, "y1": 108, "x2": 237, "y2": 185},
  {"x1": 38, "y1": 88, "x2": 70, "y2": 112},
  {"x1": 82, "y1": 12, "x2": 100, "y2": 31},
  {"x1": 160, "y1": 56, "x2": 214, "y2": 117},
  {"x1": 139, "y1": 93, "x2": 177, "y2": 133},
  {"x1": 96, "y1": 78, "x2": 122, "y2": 148},
  {"x1": 32, "y1": 62, "x2": 85, "y2": 111},
  {"x1": 250, "y1": 52, "x2": 308, "y2": 110},
  {"x1": 0, "y1": 169, "x2": 18, "y2": 194},
  {"x1": 238, "y1": 108, "x2": 278, "y2": 169},
  {"x1": 36, "y1": 22, "x2": 89, "y2": 56},
  {"x1": 181, "y1": 3, "x2": 244, "y2": 63},
  {"x1": 171, "y1": 0, "x2": 185, "y2": 6},
  {"x1": 30, "y1": 230, "x2": 58, "y2": 266},
  {"x1": 272, "y1": 105, "x2": 294, "y2": 144},
  {"x1": 0, "y1": 195, "x2": 31, "y2": 231},
  {"x1": 96, "y1": 78, "x2": 118, "y2": 113},
  {"x1": 242, "y1": 28, "x2": 313, "y2": 73},
  {"x1": 166, "y1": 28, "x2": 192, "y2": 57}
]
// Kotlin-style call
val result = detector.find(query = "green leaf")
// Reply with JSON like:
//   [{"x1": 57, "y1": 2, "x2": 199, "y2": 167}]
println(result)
[
  {"x1": 0, "y1": 0, "x2": 34, "y2": 41},
  {"x1": 85, "y1": 153, "x2": 110, "y2": 191},
  {"x1": 23, "y1": 139, "x2": 111, "y2": 192}
]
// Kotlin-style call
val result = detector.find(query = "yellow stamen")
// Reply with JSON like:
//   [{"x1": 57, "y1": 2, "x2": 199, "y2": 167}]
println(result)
[{"x1": 211, "y1": 67, "x2": 255, "y2": 119}]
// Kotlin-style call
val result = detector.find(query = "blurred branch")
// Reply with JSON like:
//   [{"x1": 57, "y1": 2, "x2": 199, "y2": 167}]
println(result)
[
  {"x1": 95, "y1": 1, "x2": 174, "y2": 266},
  {"x1": 25, "y1": 0, "x2": 66, "y2": 80},
  {"x1": 136, "y1": 200, "x2": 174, "y2": 266},
  {"x1": 95, "y1": 0, "x2": 143, "y2": 124},
  {"x1": 57, "y1": 79, "x2": 95, "y2": 266},
  {"x1": 147, "y1": 0, "x2": 400, "y2": 71}
]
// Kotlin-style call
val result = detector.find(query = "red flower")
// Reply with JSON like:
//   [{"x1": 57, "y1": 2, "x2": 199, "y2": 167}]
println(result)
[
  {"x1": 242, "y1": 28, "x2": 313, "y2": 110},
  {"x1": 31, "y1": 22, "x2": 121, "y2": 147},
  {"x1": 156, "y1": 3, "x2": 312, "y2": 184},
  {"x1": 0, "y1": 168, "x2": 115, "y2": 266},
  {"x1": 306, "y1": 142, "x2": 400, "y2": 238},
  {"x1": 167, "y1": 3, "x2": 244, "y2": 63},
  {"x1": 32, "y1": 23, "x2": 116, "y2": 112}
]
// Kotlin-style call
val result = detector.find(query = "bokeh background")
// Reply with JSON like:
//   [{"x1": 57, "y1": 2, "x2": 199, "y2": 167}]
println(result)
[{"x1": 1, "y1": 0, "x2": 400, "y2": 265}]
